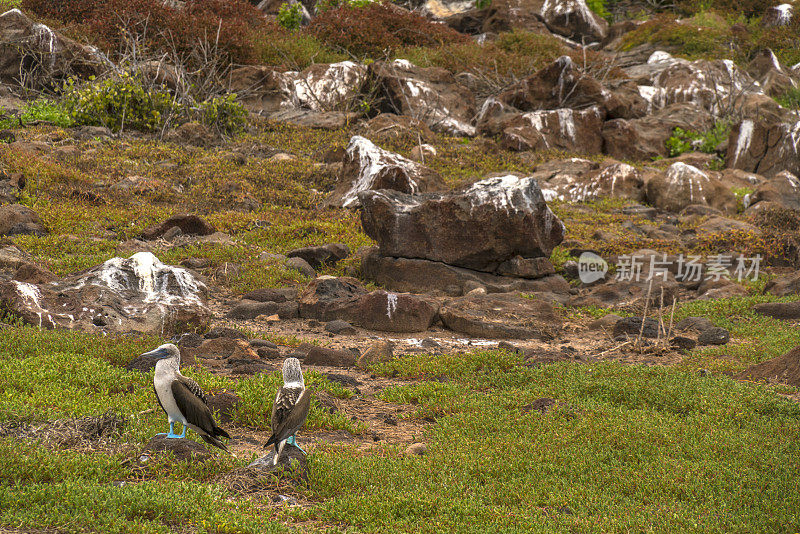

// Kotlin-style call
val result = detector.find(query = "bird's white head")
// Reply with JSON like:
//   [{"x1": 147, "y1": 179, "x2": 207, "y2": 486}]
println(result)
[
  {"x1": 141, "y1": 343, "x2": 181, "y2": 369},
  {"x1": 282, "y1": 357, "x2": 304, "y2": 387}
]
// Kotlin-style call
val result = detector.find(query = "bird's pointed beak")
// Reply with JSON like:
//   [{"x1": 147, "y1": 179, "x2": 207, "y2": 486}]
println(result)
[{"x1": 141, "y1": 347, "x2": 171, "y2": 359}]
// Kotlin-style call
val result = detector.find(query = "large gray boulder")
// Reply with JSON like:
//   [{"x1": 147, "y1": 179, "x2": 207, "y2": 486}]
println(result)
[{"x1": 359, "y1": 175, "x2": 565, "y2": 272}]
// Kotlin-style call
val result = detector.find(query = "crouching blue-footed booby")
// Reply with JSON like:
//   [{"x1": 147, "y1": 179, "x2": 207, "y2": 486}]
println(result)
[
  {"x1": 264, "y1": 358, "x2": 311, "y2": 465},
  {"x1": 143, "y1": 344, "x2": 231, "y2": 452}
]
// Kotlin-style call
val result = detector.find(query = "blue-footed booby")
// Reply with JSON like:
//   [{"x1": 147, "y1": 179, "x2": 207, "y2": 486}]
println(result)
[
  {"x1": 264, "y1": 358, "x2": 311, "y2": 465},
  {"x1": 143, "y1": 343, "x2": 231, "y2": 452}
]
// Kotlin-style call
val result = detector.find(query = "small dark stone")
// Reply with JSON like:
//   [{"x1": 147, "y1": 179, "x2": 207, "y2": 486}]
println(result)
[
  {"x1": 226, "y1": 300, "x2": 279, "y2": 320},
  {"x1": 250, "y1": 339, "x2": 278, "y2": 349},
  {"x1": 383, "y1": 414, "x2": 398, "y2": 425},
  {"x1": 613, "y1": 316, "x2": 661, "y2": 339},
  {"x1": 697, "y1": 327, "x2": 730, "y2": 346},
  {"x1": 181, "y1": 257, "x2": 212, "y2": 269},
  {"x1": 231, "y1": 363, "x2": 271, "y2": 375},
  {"x1": 670, "y1": 336, "x2": 696, "y2": 352},
  {"x1": 256, "y1": 346, "x2": 280, "y2": 359},
  {"x1": 175, "y1": 332, "x2": 204, "y2": 348},
  {"x1": 675, "y1": 316, "x2": 715, "y2": 333},
  {"x1": 205, "y1": 327, "x2": 248, "y2": 340},
  {"x1": 420, "y1": 338, "x2": 441, "y2": 349},
  {"x1": 324, "y1": 319, "x2": 357, "y2": 335},
  {"x1": 242, "y1": 287, "x2": 296, "y2": 303},
  {"x1": 324, "y1": 372, "x2": 361, "y2": 387},
  {"x1": 140, "y1": 434, "x2": 211, "y2": 462},
  {"x1": 285, "y1": 256, "x2": 316, "y2": 278},
  {"x1": 305, "y1": 346, "x2": 356, "y2": 367}
]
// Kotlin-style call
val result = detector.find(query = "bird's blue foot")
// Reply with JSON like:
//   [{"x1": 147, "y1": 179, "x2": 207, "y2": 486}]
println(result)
[
  {"x1": 287, "y1": 435, "x2": 306, "y2": 454},
  {"x1": 161, "y1": 422, "x2": 182, "y2": 438}
]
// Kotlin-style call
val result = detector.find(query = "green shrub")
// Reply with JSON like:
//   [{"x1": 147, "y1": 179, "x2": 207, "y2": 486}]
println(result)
[
  {"x1": 20, "y1": 98, "x2": 74, "y2": 127},
  {"x1": 316, "y1": 0, "x2": 374, "y2": 13},
  {"x1": 60, "y1": 74, "x2": 177, "y2": 132},
  {"x1": 586, "y1": 0, "x2": 610, "y2": 20},
  {"x1": 257, "y1": 29, "x2": 346, "y2": 69},
  {"x1": 665, "y1": 122, "x2": 729, "y2": 157},
  {"x1": 277, "y1": 2, "x2": 302, "y2": 31},
  {"x1": 777, "y1": 87, "x2": 800, "y2": 110},
  {"x1": 621, "y1": 13, "x2": 734, "y2": 61},
  {"x1": 197, "y1": 94, "x2": 247, "y2": 135}
]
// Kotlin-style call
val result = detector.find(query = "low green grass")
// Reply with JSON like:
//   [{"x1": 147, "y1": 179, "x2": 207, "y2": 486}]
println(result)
[
  {"x1": 1, "y1": 329, "x2": 799, "y2": 532},
  {"x1": 304, "y1": 352, "x2": 800, "y2": 532}
]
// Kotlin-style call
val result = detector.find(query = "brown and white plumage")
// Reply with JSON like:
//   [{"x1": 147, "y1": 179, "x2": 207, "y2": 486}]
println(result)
[
  {"x1": 264, "y1": 358, "x2": 311, "y2": 464},
  {"x1": 146, "y1": 343, "x2": 230, "y2": 452}
]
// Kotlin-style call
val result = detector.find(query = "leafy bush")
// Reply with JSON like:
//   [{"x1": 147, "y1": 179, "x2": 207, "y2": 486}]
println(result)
[
  {"x1": 20, "y1": 98, "x2": 73, "y2": 127},
  {"x1": 776, "y1": 87, "x2": 800, "y2": 110},
  {"x1": 665, "y1": 122, "x2": 729, "y2": 157},
  {"x1": 277, "y1": 2, "x2": 303, "y2": 31},
  {"x1": 586, "y1": 0, "x2": 610, "y2": 20},
  {"x1": 307, "y1": 2, "x2": 469, "y2": 58},
  {"x1": 197, "y1": 94, "x2": 247, "y2": 135},
  {"x1": 316, "y1": 0, "x2": 374, "y2": 12},
  {"x1": 60, "y1": 74, "x2": 177, "y2": 132}
]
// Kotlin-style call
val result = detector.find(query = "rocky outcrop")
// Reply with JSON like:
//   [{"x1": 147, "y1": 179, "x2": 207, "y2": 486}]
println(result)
[
  {"x1": 326, "y1": 136, "x2": 445, "y2": 208},
  {"x1": 496, "y1": 107, "x2": 605, "y2": 153},
  {"x1": 230, "y1": 61, "x2": 366, "y2": 115},
  {"x1": 645, "y1": 163, "x2": 737, "y2": 214},
  {"x1": 540, "y1": 163, "x2": 645, "y2": 202},
  {"x1": 0, "y1": 252, "x2": 210, "y2": 334},
  {"x1": 298, "y1": 276, "x2": 438, "y2": 332},
  {"x1": 726, "y1": 118, "x2": 800, "y2": 178},
  {"x1": 0, "y1": 9, "x2": 104, "y2": 88},
  {"x1": 141, "y1": 214, "x2": 216, "y2": 240},
  {"x1": 602, "y1": 103, "x2": 714, "y2": 161},
  {"x1": 747, "y1": 171, "x2": 800, "y2": 211},
  {"x1": 0, "y1": 204, "x2": 46, "y2": 236},
  {"x1": 440, "y1": 293, "x2": 561, "y2": 339},
  {"x1": 359, "y1": 175, "x2": 565, "y2": 272},
  {"x1": 540, "y1": 0, "x2": 608, "y2": 43},
  {"x1": 368, "y1": 60, "x2": 477, "y2": 137},
  {"x1": 747, "y1": 49, "x2": 796, "y2": 97}
]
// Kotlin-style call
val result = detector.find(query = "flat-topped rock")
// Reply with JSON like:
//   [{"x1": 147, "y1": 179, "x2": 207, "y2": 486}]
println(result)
[
  {"x1": 359, "y1": 175, "x2": 565, "y2": 272},
  {"x1": 439, "y1": 293, "x2": 561, "y2": 339}
]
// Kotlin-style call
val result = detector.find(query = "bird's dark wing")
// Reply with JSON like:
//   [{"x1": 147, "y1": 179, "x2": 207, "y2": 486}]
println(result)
[
  {"x1": 265, "y1": 387, "x2": 311, "y2": 446},
  {"x1": 171, "y1": 377, "x2": 229, "y2": 452},
  {"x1": 176, "y1": 375, "x2": 208, "y2": 405}
]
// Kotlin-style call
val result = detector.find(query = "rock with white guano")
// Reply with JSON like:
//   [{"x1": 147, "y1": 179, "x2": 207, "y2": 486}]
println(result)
[
  {"x1": 762, "y1": 3, "x2": 794, "y2": 27},
  {"x1": 645, "y1": 163, "x2": 737, "y2": 214},
  {"x1": 325, "y1": 136, "x2": 446, "y2": 208},
  {"x1": 358, "y1": 175, "x2": 565, "y2": 272},
  {"x1": 539, "y1": 0, "x2": 608, "y2": 43},
  {"x1": 0, "y1": 9, "x2": 104, "y2": 87},
  {"x1": 497, "y1": 106, "x2": 605, "y2": 153},
  {"x1": 726, "y1": 118, "x2": 800, "y2": 178},
  {"x1": 367, "y1": 59, "x2": 477, "y2": 137},
  {"x1": 747, "y1": 171, "x2": 800, "y2": 211},
  {"x1": 746, "y1": 49, "x2": 796, "y2": 97},
  {"x1": 541, "y1": 163, "x2": 645, "y2": 203},
  {"x1": 0, "y1": 252, "x2": 211, "y2": 334}
]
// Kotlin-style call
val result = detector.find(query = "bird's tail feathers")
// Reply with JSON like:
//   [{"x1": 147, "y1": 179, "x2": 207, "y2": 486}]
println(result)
[
  {"x1": 264, "y1": 434, "x2": 279, "y2": 448},
  {"x1": 202, "y1": 433, "x2": 230, "y2": 453},
  {"x1": 214, "y1": 426, "x2": 231, "y2": 440}
]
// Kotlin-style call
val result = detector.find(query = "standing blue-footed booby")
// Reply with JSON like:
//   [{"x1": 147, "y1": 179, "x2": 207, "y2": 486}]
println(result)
[
  {"x1": 264, "y1": 358, "x2": 311, "y2": 465},
  {"x1": 143, "y1": 343, "x2": 231, "y2": 452}
]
